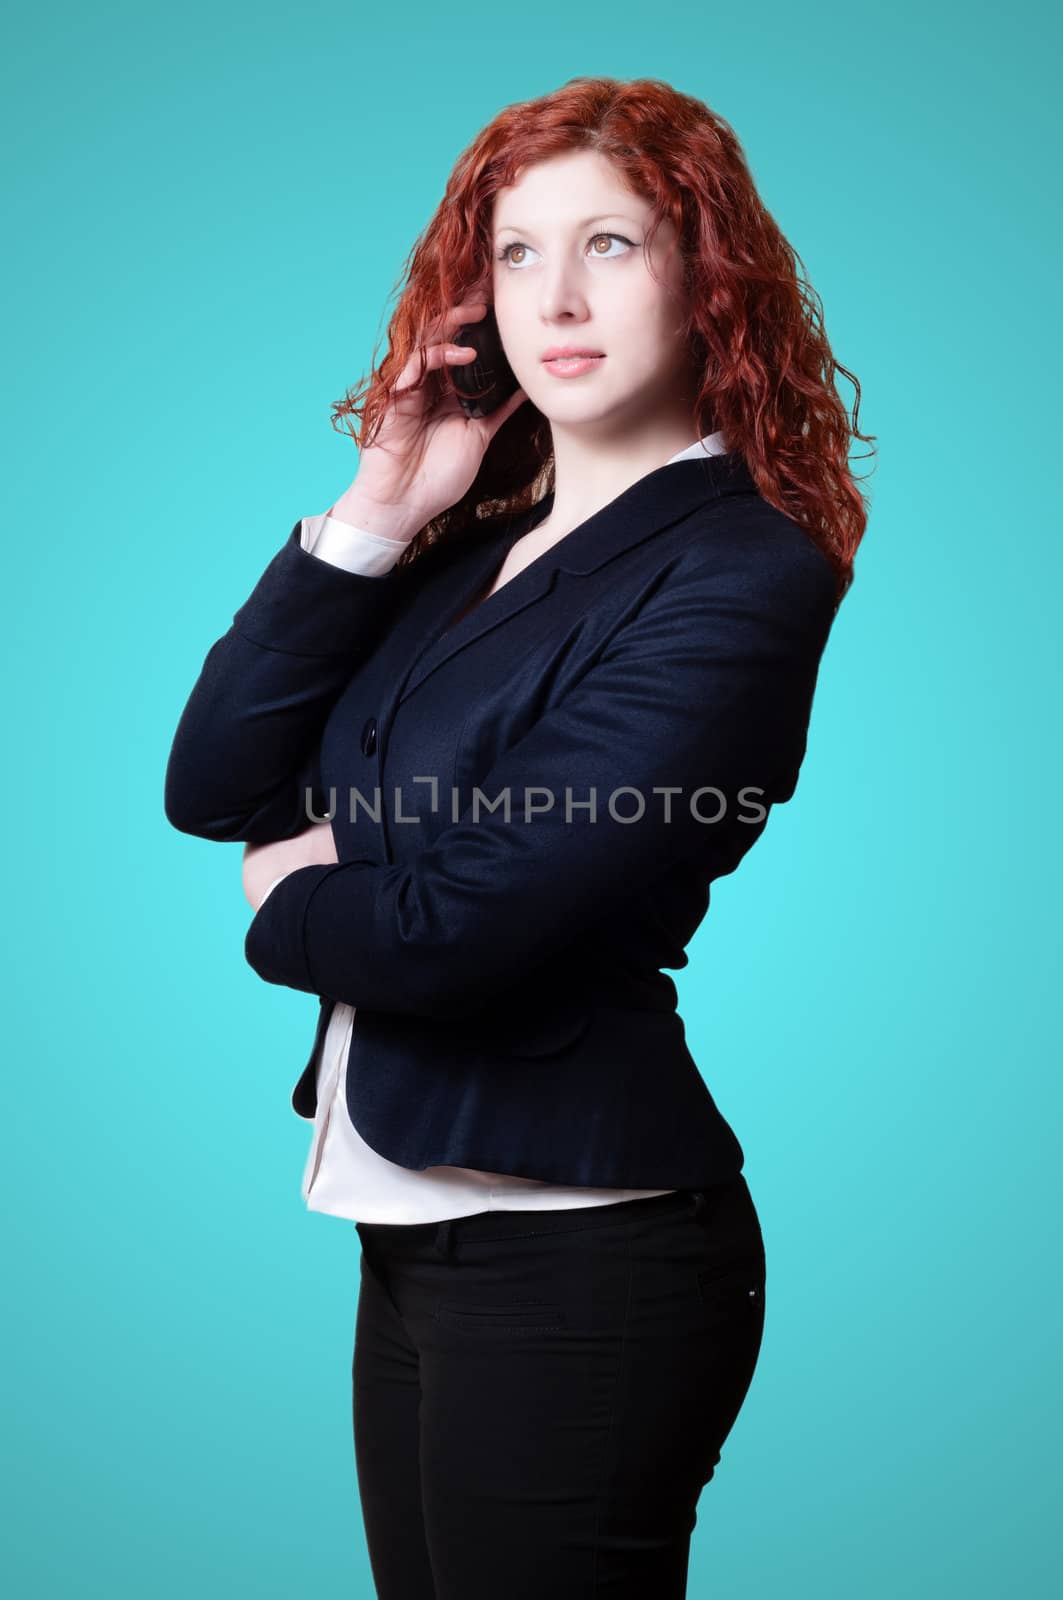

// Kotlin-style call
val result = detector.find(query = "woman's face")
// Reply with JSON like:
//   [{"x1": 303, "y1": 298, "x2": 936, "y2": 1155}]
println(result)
[{"x1": 489, "y1": 149, "x2": 698, "y2": 435}]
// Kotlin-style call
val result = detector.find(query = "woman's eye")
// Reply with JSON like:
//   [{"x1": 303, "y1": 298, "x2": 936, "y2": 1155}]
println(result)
[
  {"x1": 587, "y1": 232, "x2": 634, "y2": 259},
  {"x1": 496, "y1": 232, "x2": 635, "y2": 268}
]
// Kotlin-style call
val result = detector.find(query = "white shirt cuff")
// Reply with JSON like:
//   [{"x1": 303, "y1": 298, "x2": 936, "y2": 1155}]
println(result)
[
  {"x1": 300, "y1": 512, "x2": 408, "y2": 576},
  {"x1": 260, "y1": 872, "x2": 291, "y2": 907}
]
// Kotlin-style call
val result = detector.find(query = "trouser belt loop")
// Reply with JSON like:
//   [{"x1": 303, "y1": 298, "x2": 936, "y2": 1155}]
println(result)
[
  {"x1": 434, "y1": 1218, "x2": 456, "y2": 1259},
  {"x1": 687, "y1": 1189, "x2": 707, "y2": 1219}
]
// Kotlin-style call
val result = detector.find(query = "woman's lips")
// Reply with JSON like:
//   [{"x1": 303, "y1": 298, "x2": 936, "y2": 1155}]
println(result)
[{"x1": 541, "y1": 355, "x2": 606, "y2": 377}]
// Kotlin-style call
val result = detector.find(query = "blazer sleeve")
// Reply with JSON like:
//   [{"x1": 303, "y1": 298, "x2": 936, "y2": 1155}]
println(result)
[
  {"x1": 163, "y1": 517, "x2": 409, "y2": 844},
  {"x1": 243, "y1": 538, "x2": 840, "y2": 1016}
]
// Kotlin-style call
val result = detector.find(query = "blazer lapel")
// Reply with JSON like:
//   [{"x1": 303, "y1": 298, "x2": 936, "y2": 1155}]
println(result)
[
  {"x1": 390, "y1": 451, "x2": 755, "y2": 710},
  {"x1": 395, "y1": 534, "x2": 559, "y2": 706}
]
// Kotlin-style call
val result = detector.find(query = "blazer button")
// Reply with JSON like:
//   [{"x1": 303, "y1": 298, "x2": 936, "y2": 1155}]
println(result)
[{"x1": 360, "y1": 716, "x2": 377, "y2": 756}]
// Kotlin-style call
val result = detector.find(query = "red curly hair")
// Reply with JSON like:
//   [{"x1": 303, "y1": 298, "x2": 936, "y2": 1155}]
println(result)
[{"x1": 331, "y1": 75, "x2": 874, "y2": 604}]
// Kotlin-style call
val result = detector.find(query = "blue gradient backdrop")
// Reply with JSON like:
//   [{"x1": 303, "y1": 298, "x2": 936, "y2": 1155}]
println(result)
[{"x1": 2, "y1": 2, "x2": 1058, "y2": 1595}]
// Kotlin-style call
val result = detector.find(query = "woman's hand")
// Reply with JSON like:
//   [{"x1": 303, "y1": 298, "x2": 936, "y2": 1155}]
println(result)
[
  {"x1": 242, "y1": 822, "x2": 339, "y2": 913},
  {"x1": 332, "y1": 299, "x2": 530, "y2": 542}
]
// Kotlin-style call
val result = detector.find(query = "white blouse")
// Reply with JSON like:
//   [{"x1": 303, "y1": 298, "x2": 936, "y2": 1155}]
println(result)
[{"x1": 263, "y1": 429, "x2": 729, "y2": 1224}]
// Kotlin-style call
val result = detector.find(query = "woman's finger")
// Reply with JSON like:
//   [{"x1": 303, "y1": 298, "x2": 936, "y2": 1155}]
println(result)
[
  {"x1": 479, "y1": 384, "x2": 530, "y2": 442},
  {"x1": 393, "y1": 337, "x2": 478, "y2": 396},
  {"x1": 391, "y1": 300, "x2": 486, "y2": 394},
  {"x1": 423, "y1": 298, "x2": 488, "y2": 345}
]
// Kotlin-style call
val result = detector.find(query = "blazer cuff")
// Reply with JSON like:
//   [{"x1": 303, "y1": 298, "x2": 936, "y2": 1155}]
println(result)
[
  {"x1": 244, "y1": 860, "x2": 363, "y2": 995},
  {"x1": 231, "y1": 519, "x2": 404, "y2": 657},
  {"x1": 259, "y1": 872, "x2": 292, "y2": 907}
]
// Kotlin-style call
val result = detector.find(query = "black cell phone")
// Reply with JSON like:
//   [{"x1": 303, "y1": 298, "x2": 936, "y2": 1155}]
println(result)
[{"x1": 450, "y1": 303, "x2": 520, "y2": 419}]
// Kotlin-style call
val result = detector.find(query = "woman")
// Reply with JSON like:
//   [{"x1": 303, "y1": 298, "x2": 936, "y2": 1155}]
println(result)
[{"x1": 166, "y1": 75, "x2": 871, "y2": 1600}]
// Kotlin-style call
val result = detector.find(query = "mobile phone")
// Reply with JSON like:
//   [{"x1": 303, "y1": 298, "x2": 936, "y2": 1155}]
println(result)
[{"x1": 451, "y1": 303, "x2": 520, "y2": 419}]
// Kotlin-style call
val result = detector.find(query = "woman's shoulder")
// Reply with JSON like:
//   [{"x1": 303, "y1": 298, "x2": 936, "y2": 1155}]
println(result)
[{"x1": 673, "y1": 487, "x2": 839, "y2": 613}]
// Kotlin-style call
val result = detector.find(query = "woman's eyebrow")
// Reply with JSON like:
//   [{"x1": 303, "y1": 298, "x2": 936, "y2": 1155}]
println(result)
[{"x1": 493, "y1": 213, "x2": 640, "y2": 236}]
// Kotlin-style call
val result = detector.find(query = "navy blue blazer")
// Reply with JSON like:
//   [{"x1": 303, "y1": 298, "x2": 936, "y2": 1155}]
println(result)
[{"x1": 164, "y1": 451, "x2": 839, "y2": 1189}]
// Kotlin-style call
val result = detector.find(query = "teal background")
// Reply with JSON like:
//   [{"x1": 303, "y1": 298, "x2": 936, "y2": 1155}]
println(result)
[{"x1": 3, "y1": 1, "x2": 1059, "y2": 1594}]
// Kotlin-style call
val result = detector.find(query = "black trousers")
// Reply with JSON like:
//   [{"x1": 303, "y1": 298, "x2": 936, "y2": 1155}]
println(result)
[{"x1": 351, "y1": 1176, "x2": 766, "y2": 1598}]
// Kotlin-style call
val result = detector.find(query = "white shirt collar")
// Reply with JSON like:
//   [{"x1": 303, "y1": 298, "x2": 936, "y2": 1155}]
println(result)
[{"x1": 664, "y1": 428, "x2": 728, "y2": 466}]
